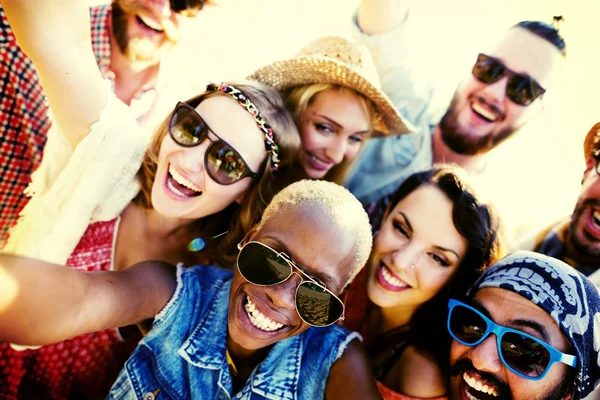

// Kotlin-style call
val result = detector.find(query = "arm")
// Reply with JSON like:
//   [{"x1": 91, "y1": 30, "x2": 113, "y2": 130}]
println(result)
[
  {"x1": 357, "y1": 0, "x2": 409, "y2": 35},
  {"x1": 0, "y1": 254, "x2": 177, "y2": 345},
  {"x1": 325, "y1": 339, "x2": 383, "y2": 400},
  {"x1": 1, "y1": 0, "x2": 107, "y2": 148}
]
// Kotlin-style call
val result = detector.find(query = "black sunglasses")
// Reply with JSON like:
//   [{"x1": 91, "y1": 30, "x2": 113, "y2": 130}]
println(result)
[
  {"x1": 447, "y1": 299, "x2": 576, "y2": 380},
  {"x1": 169, "y1": 0, "x2": 204, "y2": 16},
  {"x1": 168, "y1": 102, "x2": 259, "y2": 185},
  {"x1": 236, "y1": 241, "x2": 345, "y2": 327},
  {"x1": 472, "y1": 53, "x2": 546, "y2": 106}
]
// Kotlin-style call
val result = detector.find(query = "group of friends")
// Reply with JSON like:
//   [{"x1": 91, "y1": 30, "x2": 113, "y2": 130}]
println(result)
[{"x1": 0, "y1": 0, "x2": 598, "y2": 399}]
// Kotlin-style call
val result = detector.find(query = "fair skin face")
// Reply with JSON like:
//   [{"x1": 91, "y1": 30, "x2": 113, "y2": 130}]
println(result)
[
  {"x1": 449, "y1": 288, "x2": 573, "y2": 400},
  {"x1": 366, "y1": 184, "x2": 467, "y2": 332},
  {"x1": 434, "y1": 27, "x2": 565, "y2": 163},
  {"x1": 150, "y1": 95, "x2": 267, "y2": 222},
  {"x1": 297, "y1": 89, "x2": 371, "y2": 179},
  {"x1": 566, "y1": 156, "x2": 600, "y2": 264},
  {"x1": 226, "y1": 205, "x2": 356, "y2": 360}
]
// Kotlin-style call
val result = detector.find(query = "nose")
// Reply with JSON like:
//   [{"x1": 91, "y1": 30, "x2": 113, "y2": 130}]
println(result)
[
  {"x1": 324, "y1": 137, "x2": 347, "y2": 165},
  {"x1": 263, "y1": 274, "x2": 300, "y2": 312},
  {"x1": 469, "y1": 334, "x2": 503, "y2": 375},
  {"x1": 390, "y1": 246, "x2": 419, "y2": 274},
  {"x1": 177, "y1": 139, "x2": 208, "y2": 173},
  {"x1": 147, "y1": 0, "x2": 173, "y2": 18},
  {"x1": 480, "y1": 76, "x2": 509, "y2": 106}
]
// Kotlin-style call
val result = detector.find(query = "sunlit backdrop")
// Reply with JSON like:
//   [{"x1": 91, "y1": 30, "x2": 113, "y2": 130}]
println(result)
[{"x1": 90, "y1": 0, "x2": 599, "y2": 235}]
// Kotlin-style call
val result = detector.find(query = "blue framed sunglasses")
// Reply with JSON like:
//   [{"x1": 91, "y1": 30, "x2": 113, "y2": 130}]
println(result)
[{"x1": 447, "y1": 299, "x2": 576, "y2": 380}]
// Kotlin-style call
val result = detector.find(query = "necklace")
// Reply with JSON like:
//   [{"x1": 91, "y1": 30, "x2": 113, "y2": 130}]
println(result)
[{"x1": 226, "y1": 348, "x2": 238, "y2": 377}]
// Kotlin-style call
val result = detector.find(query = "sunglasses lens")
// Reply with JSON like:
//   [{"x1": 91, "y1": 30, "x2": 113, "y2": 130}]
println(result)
[
  {"x1": 472, "y1": 55, "x2": 505, "y2": 84},
  {"x1": 206, "y1": 141, "x2": 250, "y2": 184},
  {"x1": 506, "y1": 76, "x2": 538, "y2": 106},
  {"x1": 170, "y1": 0, "x2": 203, "y2": 13},
  {"x1": 169, "y1": 104, "x2": 207, "y2": 146},
  {"x1": 501, "y1": 332, "x2": 551, "y2": 378},
  {"x1": 449, "y1": 305, "x2": 487, "y2": 344},
  {"x1": 296, "y1": 282, "x2": 344, "y2": 327},
  {"x1": 237, "y1": 242, "x2": 291, "y2": 285}
]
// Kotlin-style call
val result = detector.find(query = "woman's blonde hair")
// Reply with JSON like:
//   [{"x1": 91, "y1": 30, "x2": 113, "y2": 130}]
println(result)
[
  {"x1": 283, "y1": 83, "x2": 380, "y2": 184},
  {"x1": 134, "y1": 80, "x2": 300, "y2": 266}
]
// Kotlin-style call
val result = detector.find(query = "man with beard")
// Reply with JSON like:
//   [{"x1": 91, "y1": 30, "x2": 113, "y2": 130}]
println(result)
[
  {"x1": 519, "y1": 123, "x2": 600, "y2": 278},
  {"x1": 447, "y1": 251, "x2": 600, "y2": 400},
  {"x1": 344, "y1": 0, "x2": 566, "y2": 209},
  {"x1": 0, "y1": 0, "x2": 205, "y2": 247}
]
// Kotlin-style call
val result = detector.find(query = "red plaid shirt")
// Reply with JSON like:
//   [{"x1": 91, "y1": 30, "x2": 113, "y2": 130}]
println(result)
[{"x1": 0, "y1": 5, "x2": 163, "y2": 248}]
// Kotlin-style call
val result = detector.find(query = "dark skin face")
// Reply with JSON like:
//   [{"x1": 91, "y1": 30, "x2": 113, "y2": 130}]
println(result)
[
  {"x1": 225, "y1": 204, "x2": 358, "y2": 377},
  {"x1": 449, "y1": 288, "x2": 574, "y2": 400}
]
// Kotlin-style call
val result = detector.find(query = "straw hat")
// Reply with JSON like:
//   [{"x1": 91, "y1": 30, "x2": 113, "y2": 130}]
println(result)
[
  {"x1": 248, "y1": 36, "x2": 414, "y2": 136},
  {"x1": 583, "y1": 122, "x2": 600, "y2": 160}
]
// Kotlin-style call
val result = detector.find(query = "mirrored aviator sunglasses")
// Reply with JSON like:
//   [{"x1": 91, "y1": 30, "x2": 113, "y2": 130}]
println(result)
[
  {"x1": 168, "y1": 102, "x2": 259, "y2": 185},
  {"x1": 236, "y1": 241, "x2": 345, "y2": 327},
  {"x1": 472, "y1": 53, "x2": 546, "y2": 106},
  {"x1": 447, "y1": 299, "x2": 577, "y2": 380}
]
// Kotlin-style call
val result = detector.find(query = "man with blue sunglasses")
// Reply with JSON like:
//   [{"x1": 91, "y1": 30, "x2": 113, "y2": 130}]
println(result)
[{"x1": 447, "y1": 251, "x2": 600, "y2": 400}]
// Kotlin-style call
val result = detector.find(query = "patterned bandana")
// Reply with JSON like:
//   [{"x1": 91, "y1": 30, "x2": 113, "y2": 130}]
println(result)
[{"x1": 468, "y1": 251, "x2": 600, "y2": 399}]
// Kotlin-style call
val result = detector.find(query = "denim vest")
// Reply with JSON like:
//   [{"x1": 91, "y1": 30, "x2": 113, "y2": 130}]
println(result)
[{"x1": 108, "y1": 265, "x2": 358, "y2": 400}]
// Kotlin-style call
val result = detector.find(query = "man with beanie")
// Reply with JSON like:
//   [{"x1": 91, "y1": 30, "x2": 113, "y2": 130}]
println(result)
[
  {"x1": 447, "y1": 251, "x2": 600, "y2": 399},
  {"x1": 519, "y1": 123, "x2": 600, "y2": 278}
]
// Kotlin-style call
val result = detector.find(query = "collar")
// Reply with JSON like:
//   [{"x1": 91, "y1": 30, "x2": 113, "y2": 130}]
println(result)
[{"x1": 178, "y1": 280, "x2": 302, "y2": 400}]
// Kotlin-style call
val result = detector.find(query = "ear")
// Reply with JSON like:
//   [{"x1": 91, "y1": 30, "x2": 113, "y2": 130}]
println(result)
[
  {"x1": 239, "y1": 220, "x2": 261, "y2": 248},
  {"x1": 561, "y1": 390, "x2": 572, "y2": 400},
  {"x1": 582, "y1": 156, "x2": 596, "y2": 184}
]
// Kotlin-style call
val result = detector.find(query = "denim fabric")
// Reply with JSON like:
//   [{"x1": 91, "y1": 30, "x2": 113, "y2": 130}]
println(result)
[
  {"x1": 344, "y1": 12, "x2": 438, "y2": 206},
  {"x1": 108, "y1": 265, "x2": 357, "y2": 400}
]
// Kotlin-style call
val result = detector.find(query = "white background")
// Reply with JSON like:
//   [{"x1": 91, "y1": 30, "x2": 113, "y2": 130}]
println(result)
[{"x1": 90, "y1": 0, "x2": 600, "y2": 234}]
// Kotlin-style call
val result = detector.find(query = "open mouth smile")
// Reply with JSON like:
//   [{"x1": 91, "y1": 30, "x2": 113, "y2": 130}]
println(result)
[
  {"x1": 166, "y1": 165, "x2": 202, "y2": 198},
  {"x1": 463, "y1": 372, "x2": 499, "y2": 400},
  {"x1": 376, "y1": 262, "x2": 410, "y2": 291},
  {"x1": 471, "y1": 103, "x2": 499, "y2": 123},
  {"x1": 136, "y1": 14, "x2": 164, "y2": 33},
  {"x1": 243, "y1": 296, "x2": 287, "y2": 332}
]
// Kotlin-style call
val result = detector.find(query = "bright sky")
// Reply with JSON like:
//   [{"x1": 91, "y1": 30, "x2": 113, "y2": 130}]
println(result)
[{"x1": 92, "y1": 0, "x2": 599, "y2": 234}]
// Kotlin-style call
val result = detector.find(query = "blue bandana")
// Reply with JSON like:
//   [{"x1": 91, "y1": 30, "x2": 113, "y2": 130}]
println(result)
[{"x1": 468, "y1": 251, "x2": 600, "y2": 399}]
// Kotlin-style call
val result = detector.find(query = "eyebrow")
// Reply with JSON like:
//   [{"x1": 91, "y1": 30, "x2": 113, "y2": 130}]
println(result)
[
  {"x1": 471, "y1": 299, "x2": 550, "y2": 342},
  {"x1": 397, "y1": 212, "x2": 460, "y2": 259},
  {"x1": 313, "y1": 113, "x2": 369, "y2": 135},
  {"x1": 263, "y1": 236, "x2": 339, "y2": 290}
]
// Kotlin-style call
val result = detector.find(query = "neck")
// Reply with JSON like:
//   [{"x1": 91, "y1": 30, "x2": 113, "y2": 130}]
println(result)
[
  {"x1": 431, "y1": 125, "x2": 486, "y2": 172},
  {"x1": 368, "y1": 302, "x2": 416, "y2": 337},
  {"x1": 141, "y1": 204, "x2": 199, "y2": 239},
  {"x1": 108, "y1": 25, "x2": 160, "y2": 105},
  {"x1": 225, "y1": 335, "x2": 270, "y2": 376}
]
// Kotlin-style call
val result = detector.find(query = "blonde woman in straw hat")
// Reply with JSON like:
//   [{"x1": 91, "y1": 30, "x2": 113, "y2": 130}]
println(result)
[{"x1": 250, "y1": 36, "x2": 414, "y2": 184}]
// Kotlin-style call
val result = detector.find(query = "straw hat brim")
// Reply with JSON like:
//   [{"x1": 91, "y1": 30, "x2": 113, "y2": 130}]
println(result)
[{"x1": 249, "y1": 55, "x2": 414, "y2": 136}]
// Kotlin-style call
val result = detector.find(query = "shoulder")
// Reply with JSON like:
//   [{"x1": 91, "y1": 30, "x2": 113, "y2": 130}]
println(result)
[{"x1": 392, "y1": 345, "x2": 446, "y2": 398}]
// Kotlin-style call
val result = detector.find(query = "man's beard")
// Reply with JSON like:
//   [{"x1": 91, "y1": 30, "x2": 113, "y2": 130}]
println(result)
[
  {"x1": 568, "y1": 198, "x2": 600, "y2": 259},
  {"x1": 111, "y1": 0, "x2": 179, "y2": 64},
  {"x1": 438, "y1": 93, "x2": 516, "y2": 156},
  {"x1": 449, "y1": 358, "x2": 573, "y2": 400}
]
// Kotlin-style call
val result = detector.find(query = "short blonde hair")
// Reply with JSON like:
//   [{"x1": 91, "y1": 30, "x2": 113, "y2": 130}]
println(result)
[
  {"x1": 283, "y1": 83, "x2": 380, "y2": 184},
  {"x1": 134, "y1": 80, "x2": 301, "y2": 267},
  {"x1": 257, "y1": 179, "x2": 372, "y2": 285}
]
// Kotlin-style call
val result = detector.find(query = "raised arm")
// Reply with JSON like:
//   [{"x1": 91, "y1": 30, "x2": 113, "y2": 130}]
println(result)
[
  {"x1": 0, "y1": 255, "x2": 176, "y2": 346},
  {"x1": 1, "y1": 0, "x2": 107, "y2": 147},
  {"x1": 357, "y1": 0, "x2": 409, "y2": 35}
]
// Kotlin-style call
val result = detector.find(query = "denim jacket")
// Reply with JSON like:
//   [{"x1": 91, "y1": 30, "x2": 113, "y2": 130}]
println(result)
[{"x1": 108, "y1": 265, "x2": 359, "y2": 400}]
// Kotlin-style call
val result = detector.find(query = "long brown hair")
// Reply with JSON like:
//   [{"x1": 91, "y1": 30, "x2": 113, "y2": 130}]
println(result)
[{"x1": 134, "y1": 80, "x2": 300, "y2": 267}]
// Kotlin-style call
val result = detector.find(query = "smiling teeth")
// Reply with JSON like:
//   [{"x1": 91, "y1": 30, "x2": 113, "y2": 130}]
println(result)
[
  {"x1": 169, "y1": 166, "x2": 202, "y2": 193},
  {"x1": 381, "y1": 265, "x2": 409, "y2": 289},
  {"x1": 593, "y1": 210, "x2": 600, "y2": 226},
  {"x1": 472, "y1": 103, "x2": 497, "y2": 122},
  {"x1": 244, "y1": 297, "x2": 285, "y2": 332},
  {"x1": 138, "y1": 14, "x2": 163, "y2": 31},
  {"x1": 308, "y1": 153, "x2": 331, "y2": 168},
  {"x1": 463, "y1": 372, "x2": 498, "y2": 397}
]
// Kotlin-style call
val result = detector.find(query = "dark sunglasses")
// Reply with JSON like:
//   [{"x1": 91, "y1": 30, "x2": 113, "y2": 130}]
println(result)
[
  {"x1": 472, "y1": 53, "x2": 546, "y2": 106},
  {"x1": 236, "y1": 241, "x2": 345, "y2": 327},
  {"x1": 169, "y1": 0, "x2": 203, "y2": 16},
  {"x1": 168, "y1": 102, "x2": 259, "y2": 185},
  {"x1": 447, "y1": 299, "x2": 576, "y2": 380}
]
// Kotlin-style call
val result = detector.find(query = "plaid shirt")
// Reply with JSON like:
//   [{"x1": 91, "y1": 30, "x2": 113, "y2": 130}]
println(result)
[{"x1": 0, "y1": 5, "x2": 165, "y2": 247}]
